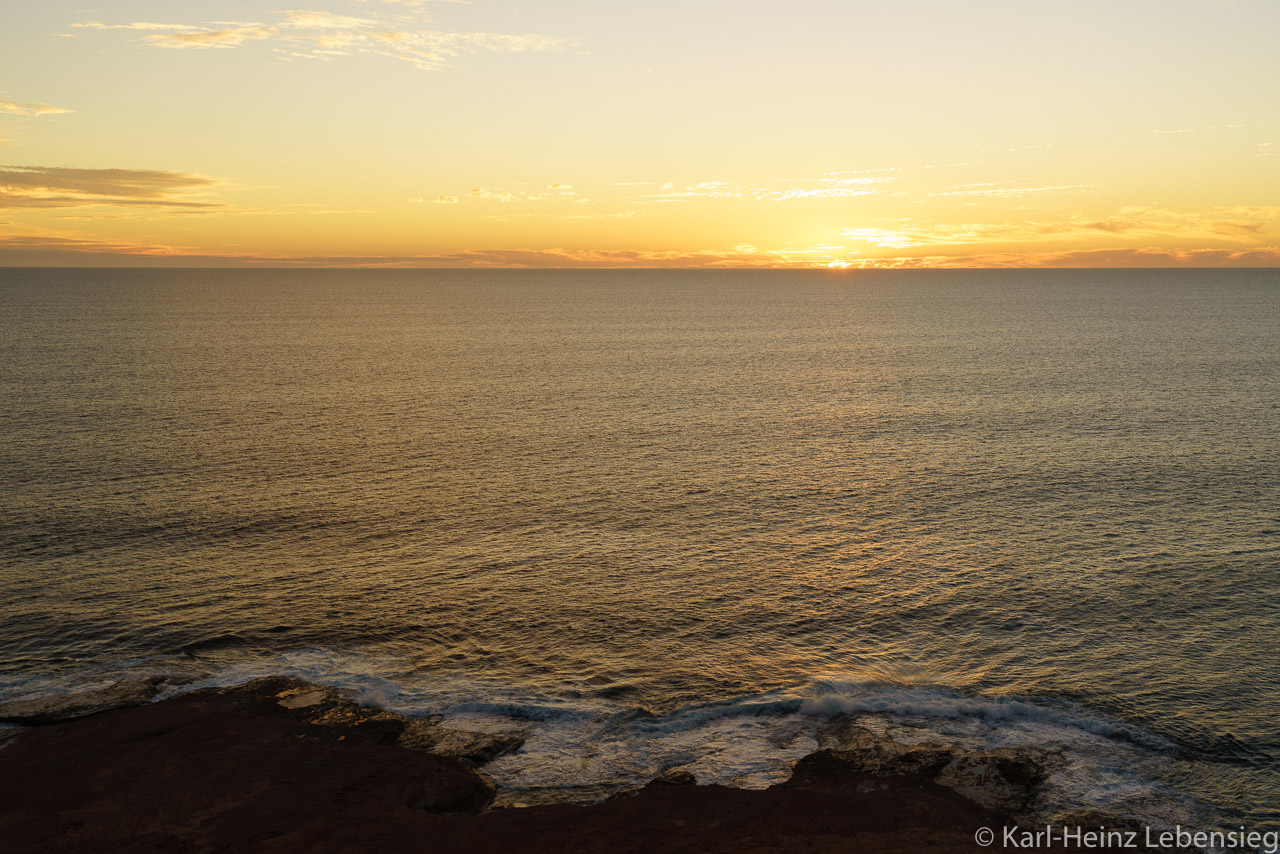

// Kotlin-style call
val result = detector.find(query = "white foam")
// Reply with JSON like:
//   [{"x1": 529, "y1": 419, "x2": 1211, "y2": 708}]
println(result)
[
  {"x1": 0, "y1": 651, "x2": 1207, "y2": 824},
  {"x1": 797, "y1": 678, "x2": 1170, "y2": 749}
]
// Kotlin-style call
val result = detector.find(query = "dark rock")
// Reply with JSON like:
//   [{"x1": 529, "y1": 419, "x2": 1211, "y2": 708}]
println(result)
[
  {"x1": 215, "y1": 677, "x2": 524, "y2": 765},
  {"x1": 815, "y1": 718, "x2": 955, "y2": 777},
  {"x1": 935, "y1": 746, "x2": 1052, "y2": 813},
  {"x1": 277, "y1": 688, "x2": 330, "y2": 709},
  {"x1": 398, "y1": 717, "x2": 525, "y2": 764},
  {"x1": 812, "y1": 715, "x2": 1055, "y2": 818},
  {"x1": 0, "y1": 676, "x2": 498, "y2": 853},
  {"x1": 651, "y1": 768, "x2": 698, "y2": 786},
  {"x1": 0, "y1": 684, "x2": 1143, "y2": 854}
]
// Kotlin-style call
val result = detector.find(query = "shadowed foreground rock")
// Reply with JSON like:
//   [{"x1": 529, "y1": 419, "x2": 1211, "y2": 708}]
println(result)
[
  {"x1": 0, "y1": 677, "x2": 500, "y2": 852},
  {"x1": 0, "y1": 679, "x2": 1161, "y2": 853}
]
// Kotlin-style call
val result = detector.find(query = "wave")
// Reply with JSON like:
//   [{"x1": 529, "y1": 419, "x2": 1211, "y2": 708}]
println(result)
[
  {"x1": 0, "y1": 647, "x2": 1218, "y2": 829},
  {"x1": 797, "y1": 678, "x2": 1173, "y2": 749}
]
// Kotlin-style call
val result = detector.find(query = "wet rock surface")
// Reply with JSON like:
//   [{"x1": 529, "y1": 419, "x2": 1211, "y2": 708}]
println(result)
[
  {"x1": 399, "y1": 717, "x2": 526, "y2": 764},
  {"x1": 816, "y1": 715, "x2": 1054, "y2": 815},
  {"x1": 652, "y1": 768, "x2": 699, "y2": 786},
  {"x1": 0, "y1": 675, "x2": 178, "y2": 724},
  {"x1": 246, "y1": 677, "x2": 526, "y2": 763}
]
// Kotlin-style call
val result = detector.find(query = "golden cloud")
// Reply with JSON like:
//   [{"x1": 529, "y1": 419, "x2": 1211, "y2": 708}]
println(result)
[
  {"x1": 843, "y1": 247, "x2": 1280, "y2": 269},
  {"x1": 0, "y1": 100, "x2": 73, "y2": 116},
  {"x1": 145, "y1": 27, "x2": 278, "y2": 49},
  {"x1": 76, "y1": 10, "x2": 573, "y2": 71},
  {"x1": 841, "y1": 207, "x2": 1279, "y2": 251}
]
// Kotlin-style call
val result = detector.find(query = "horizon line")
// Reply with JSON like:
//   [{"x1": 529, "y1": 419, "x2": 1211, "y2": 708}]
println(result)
[{"x1": 2, "y1": 265, "x2": 1278, "y2": 272}]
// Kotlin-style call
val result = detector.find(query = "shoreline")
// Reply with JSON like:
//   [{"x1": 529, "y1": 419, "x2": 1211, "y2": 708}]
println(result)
[{"x1": 0, "y1": 677, "x2": 1186, "y2": 853}]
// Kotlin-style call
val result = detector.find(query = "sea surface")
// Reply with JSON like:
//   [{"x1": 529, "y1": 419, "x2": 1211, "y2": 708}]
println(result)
[{"x1": 2, "y1": 268, "x2": 1278, "y2": 829}]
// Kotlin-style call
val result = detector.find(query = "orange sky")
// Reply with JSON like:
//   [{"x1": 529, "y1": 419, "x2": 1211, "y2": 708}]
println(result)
[{"x1": 2, "y1": 1, "x2": 1278, "y2": 267}]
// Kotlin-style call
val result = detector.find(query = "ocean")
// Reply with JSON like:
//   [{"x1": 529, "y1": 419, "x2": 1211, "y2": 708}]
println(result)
[{"x1": 2, "y1": 267, "x2": 1277, "y2": 829}]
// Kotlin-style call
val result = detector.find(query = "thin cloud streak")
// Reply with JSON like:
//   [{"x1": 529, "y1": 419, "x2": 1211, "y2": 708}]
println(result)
[
  {"x1": 75, "y1": 10, "x2": 573, "y2": 71},
  {"x1": 927, "y1": 184, "x2": 1092, "y2": 198},
  {"x1": 442, "y1": 174, "x2": 896, "y2": 207},
  {"x1": 839, "y1": 247, "x2": 1280, "y2": 269},
  {"x1": 0, "y1": 166, "x2": 221, "y2": 209},
  {"x1": 0, "y1": 100, "x2": 73, "y2": 116},
  {"x1": 840, "y1": 207, "x2": 1280, "y2": 249},
  {"x1": 638, "y1": 176, "x2": 894, "y2": 203},
  {"x1": 0, "y1": 232, "x2": 798, "y2": 267},
  {"x1": 5, "y1": 228, "x2": 1278, "y2": 270}
]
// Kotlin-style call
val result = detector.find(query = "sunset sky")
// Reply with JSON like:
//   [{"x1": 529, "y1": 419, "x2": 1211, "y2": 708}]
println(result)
[{"x1": 2, "y1": 0, "x2": 1278, "y2": 268}]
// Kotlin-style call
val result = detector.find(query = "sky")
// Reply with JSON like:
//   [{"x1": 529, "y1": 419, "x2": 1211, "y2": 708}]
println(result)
[{"x1": 1, "y1": 0, "x2": 1278, "y2": 268}]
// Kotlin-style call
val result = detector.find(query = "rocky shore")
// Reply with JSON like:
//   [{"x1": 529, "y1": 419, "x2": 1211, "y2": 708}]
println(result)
[{"x1": 0, "y1": 677, "x2": 1178, "y2": 853}]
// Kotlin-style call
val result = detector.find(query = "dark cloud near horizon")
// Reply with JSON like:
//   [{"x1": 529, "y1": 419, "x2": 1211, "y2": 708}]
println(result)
[{"x1": 0, "y1": 165, "x2": 221, "y2": 209}]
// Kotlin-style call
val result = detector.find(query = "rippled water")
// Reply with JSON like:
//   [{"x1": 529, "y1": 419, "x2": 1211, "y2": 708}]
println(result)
[{"x1": 2, "y1": 268, "x2": 1278, "y2": 825}]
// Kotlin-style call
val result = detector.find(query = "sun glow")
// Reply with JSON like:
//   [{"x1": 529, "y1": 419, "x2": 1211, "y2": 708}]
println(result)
[{"x1": 840, "y1": 229, "x2": 922, "y2": 250}]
